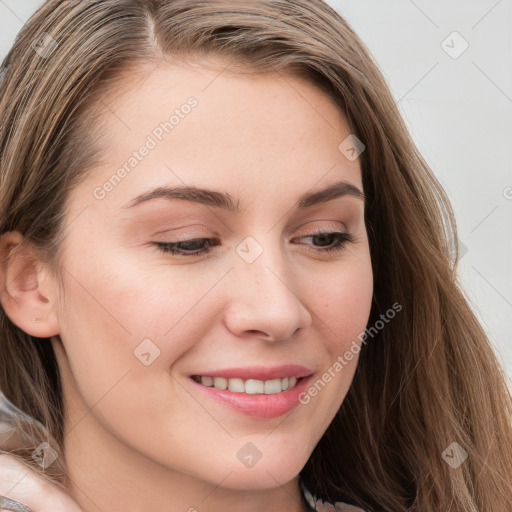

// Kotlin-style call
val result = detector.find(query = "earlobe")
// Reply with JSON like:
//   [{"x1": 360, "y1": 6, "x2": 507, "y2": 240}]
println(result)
[{"x1": 0, "y1": 231, "x2": 60, "y2": 338}]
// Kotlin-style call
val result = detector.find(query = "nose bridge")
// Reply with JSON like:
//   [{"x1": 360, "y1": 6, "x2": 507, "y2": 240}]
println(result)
[{"x1": 223, "y1": 234, "x2": 312, "y2": 339}]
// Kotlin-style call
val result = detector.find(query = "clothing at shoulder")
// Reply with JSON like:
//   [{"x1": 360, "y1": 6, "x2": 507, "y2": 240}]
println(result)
[{"x1": 298, "y1": 475, "x2": 367, "y2": 512}]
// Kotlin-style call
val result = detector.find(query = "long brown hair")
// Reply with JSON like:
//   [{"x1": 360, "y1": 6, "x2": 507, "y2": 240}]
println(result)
[{"x1": 1, "y1": 1, "x2": 511, "y2": 510}]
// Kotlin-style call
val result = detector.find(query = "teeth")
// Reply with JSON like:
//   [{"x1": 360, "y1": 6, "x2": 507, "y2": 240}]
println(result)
[
  {"x1": 195, "y1": 375, "x2": 299, "y2": 394},
  {"x1": 201, "y1": 376, "x2": 214, "y2": 387},
  {"x1": 228, "y1": 378, "x2": 244, "y2": 393},
  {"x1": 213, "y1": 377, "x2": 228, "y2": 390}
]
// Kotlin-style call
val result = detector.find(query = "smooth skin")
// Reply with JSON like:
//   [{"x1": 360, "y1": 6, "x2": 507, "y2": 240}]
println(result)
[{"x1": 0, "y1": 56, "x2": 373, "y2": 512}]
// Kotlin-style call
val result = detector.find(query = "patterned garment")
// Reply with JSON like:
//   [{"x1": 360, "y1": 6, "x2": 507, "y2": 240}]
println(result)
[{"x1": 298, "y1": 475, "x2": 367, "y2": 511}]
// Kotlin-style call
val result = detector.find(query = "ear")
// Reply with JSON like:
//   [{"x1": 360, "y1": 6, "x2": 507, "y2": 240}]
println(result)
[{"x1": 0, "y1": 231, "x2": 60, "y2": 338}]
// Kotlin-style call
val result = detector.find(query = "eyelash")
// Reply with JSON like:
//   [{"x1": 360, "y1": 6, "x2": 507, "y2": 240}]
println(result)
[{"x1": 153, "y1": 231, "x2": 356, "y2": 257}]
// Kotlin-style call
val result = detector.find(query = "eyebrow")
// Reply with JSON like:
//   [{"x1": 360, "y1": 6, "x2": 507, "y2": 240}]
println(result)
[{"x1": 121, "y1": 180, "x2": 365, "y2": 212}]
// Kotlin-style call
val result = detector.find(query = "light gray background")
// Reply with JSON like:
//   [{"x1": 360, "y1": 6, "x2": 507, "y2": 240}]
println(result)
[{"x1": 1, "y1": 0, "x2": 511, "y2": 383}]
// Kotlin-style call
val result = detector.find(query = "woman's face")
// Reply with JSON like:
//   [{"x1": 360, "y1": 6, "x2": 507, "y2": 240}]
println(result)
[{"x1": 50, "y1": 57, "x2": 373, "y2": 491}]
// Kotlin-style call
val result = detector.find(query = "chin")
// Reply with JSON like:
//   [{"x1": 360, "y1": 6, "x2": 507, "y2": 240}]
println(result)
[
  {"x1": 215, "y1": 469, "x2": 301, "y2": 491},
  {"x1": 199, "y1": 453, "x2": 308, "y2": 491}
]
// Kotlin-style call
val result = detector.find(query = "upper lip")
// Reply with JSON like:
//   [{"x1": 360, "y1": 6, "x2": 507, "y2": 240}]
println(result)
[{"x1": 189, "y1": 364, "x2": 313, "y2": 381}]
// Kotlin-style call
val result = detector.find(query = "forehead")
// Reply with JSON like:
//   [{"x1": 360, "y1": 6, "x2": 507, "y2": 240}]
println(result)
[{"x1": 71, "y1": 58, "x2": 363, "y2": 216}]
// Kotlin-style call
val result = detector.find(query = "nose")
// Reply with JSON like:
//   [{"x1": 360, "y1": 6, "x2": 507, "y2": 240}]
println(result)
[{"x1": 222, "y1": 248, "x2": 312, "y2": 342}]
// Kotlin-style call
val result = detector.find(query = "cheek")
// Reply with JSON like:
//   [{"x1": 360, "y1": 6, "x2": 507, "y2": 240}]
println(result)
[
  {"x1": 55, "y1": 251, "x2": 214, "y2": 461},
  {"x1": 295, "y1": 256, "x2": 372, "y2": 415},
  {"x1": 60, "y1": 243, "x2": 216, "y2": 348},
  {"x1": 312, "y1": 257, "x2": 374, "y2": 355},
  {"x1": 56, "y1": 241, "x2": 230, "y2": 427}
]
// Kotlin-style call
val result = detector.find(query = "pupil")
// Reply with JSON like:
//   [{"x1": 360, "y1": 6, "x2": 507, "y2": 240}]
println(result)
[{"x1": 316, "y1": 234, "x2": 333, "y2": 247}]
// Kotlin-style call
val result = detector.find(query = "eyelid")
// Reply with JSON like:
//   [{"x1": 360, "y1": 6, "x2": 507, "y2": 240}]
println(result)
[
  {"x1": 153, "y1": 225, "x2": 219, "y2": 238},
  {"x1": 167, "y1": 232, "x2": 211, "y2": 242},
  {"x1": 297, "y1": 221, "x2": 348, "y2": 234}
]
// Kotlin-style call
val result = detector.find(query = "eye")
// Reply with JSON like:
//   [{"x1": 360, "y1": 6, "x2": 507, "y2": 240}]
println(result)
[
  {"x1": 293, "y1": 231, "x2": 356, "y2": 253},
  {"x1": 153, "y1": 238, "x2": 220, "y2": 256}
]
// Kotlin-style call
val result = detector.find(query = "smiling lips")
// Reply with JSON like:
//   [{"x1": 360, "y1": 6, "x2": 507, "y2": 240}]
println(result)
[
  {"x1": 190, "y1": 363, "x2": 312, "y2": 394},
  {"x1": 189, "y1": 364, "x2": 314, "y2": 418}
]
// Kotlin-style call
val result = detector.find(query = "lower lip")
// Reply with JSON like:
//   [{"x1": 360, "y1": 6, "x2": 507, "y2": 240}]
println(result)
[{"x1": 189, "y1": 375, "x2": 312, "y2": 418}]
